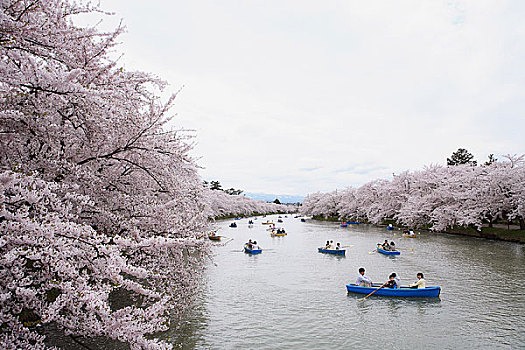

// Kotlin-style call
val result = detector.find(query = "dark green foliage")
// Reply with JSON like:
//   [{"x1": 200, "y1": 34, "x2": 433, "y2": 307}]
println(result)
[
  {"x1": 206, "y1": 180, "x2": 243, "y2": 195},
  {"x1": 484, "y1": 154, "x2": 497, "y2": 166},
  {"x1": 18, "y1": 308, "x2": 40, "y2": 327},
  {"x1": 210, "y1": 181, "x2": 222, "y2": 191},
  {"x1": 224, "y1": 188, "x2": 243, "y2": 195},
  {"x1": 46, "y1": 288, "x2": 61, "y2": 303},
  {"x1": 447, "y1": 148, "x2": 477, "y2": 166}
]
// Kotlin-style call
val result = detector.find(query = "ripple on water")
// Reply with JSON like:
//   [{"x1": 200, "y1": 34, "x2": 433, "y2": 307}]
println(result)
[{"x1": 175, "y1": 217, "x2": 525, "y2": 349}]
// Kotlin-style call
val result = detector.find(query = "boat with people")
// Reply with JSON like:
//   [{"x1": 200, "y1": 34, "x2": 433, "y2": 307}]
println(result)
[
  {"x1": 229, "y1": 222, "x2": 237, "y2": 228},
  {"x1": 277, "y1": 219, "x2": 283, "y2": 223},
  {"x1": 346, "y1": 284, "x2": 441, "y2": 298},
  {"x1": 300, "y1": 218, "x2": 306, "y2": 222},
  {"x1": 376, "y1": 244, "x2": 400, "y2": 255},
  {"x1": 244, "y1": 244, "x2": 262, "y2": 254},
  {"x1": 271, "y1": 228, "x2": 287, "y2": 236},
  {"x1": 403, "y1": 230, "x2": 416, "y2": 238},
  {"x1": 271, "y1": 232, "x2": 287, "y2": 237},
  {"x1": 208, "y1": 235, "x2": 221, "y2": 241},
  {"x1": 318, "y1": 247, "x2": 345, "y2": 255},
  {"x1": 339, "y1": 223, "x2": 348, "y2": 227}
]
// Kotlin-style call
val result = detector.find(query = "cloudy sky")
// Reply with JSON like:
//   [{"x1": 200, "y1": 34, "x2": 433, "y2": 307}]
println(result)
[{"x1": 94, "y1": 0, "x2": 525, "y2": 196}]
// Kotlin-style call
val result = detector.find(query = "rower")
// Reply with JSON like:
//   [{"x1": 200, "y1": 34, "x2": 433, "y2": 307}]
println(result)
[{"x1": 409, "y1": 273, "x2": 426, "y2": 289}]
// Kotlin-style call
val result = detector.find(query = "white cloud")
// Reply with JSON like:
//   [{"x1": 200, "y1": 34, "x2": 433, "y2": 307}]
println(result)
[{"x1": 95, "y1": 0, "x2": 525, "y2": 195}]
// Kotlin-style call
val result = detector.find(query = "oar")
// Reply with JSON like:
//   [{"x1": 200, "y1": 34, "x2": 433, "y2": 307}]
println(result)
[
  {"x1": 358, "y1": 283, "x2": 386, "y2": 301},
  {"x1": 368, "y1": 249, "x2": 377, "y2": 254},
  {"x1": 341, "y1": 245, "x2": 355, "y2": 248}
]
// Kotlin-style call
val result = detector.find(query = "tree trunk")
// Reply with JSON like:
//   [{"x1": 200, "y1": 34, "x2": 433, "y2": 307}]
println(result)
[{"x1": 520, "y1": 217, "x2": 525, "y2": 230}]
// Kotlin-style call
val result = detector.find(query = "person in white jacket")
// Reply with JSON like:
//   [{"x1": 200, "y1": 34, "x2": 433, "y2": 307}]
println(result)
[
  {"x1": 356, "y1": 267, "x2": 372, "y2": 287},
  {"x1": 409, "y1": 273, "x2": 426, "y2": 289}
]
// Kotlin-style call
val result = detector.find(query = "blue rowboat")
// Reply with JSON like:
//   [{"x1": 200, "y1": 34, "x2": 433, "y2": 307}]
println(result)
[
  {"x1": 318, "y1": 247, "x2": 345, "y2": 255},
  {"x1": 376, "y1": 245, "x2": 400, "y2": 255},
  {"x1": 347, "y1": 221, "x2": 361, "y2": 224},
  {"x1": 244, "y1": 245, "x2": 262, "y2": 254},
  {"x1": 346, "y1": 284, "x2": 441, "y2": 298},
  {"x1": 386, "y1": 226, "x2": 394, "y2": 230},
  {"x1": 340, "y1": 223, "x2": 348, "y2": 227}
]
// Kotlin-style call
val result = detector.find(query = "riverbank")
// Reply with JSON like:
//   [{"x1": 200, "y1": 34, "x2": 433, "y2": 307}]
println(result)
[
  {"x1": 214, "y1": 211, "x2": 293, "y2": 220},
  {"x1": 309, "y1": 216, "x2": 525, "y2": 243},
  {"x1": 442, "y1": 226, "x2": 525, "y2": 244}
]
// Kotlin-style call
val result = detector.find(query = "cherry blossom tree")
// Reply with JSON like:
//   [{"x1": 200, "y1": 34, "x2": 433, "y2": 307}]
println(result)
[
  {"x1": 1, "y1": 0, "x2": 213, "y2": 348},
  {"x1": 203, "y1": 189, "x2": 291, "y2": 218},
  {"x1": 303, "y1": 156, "x2": 524, "y2": 232}
]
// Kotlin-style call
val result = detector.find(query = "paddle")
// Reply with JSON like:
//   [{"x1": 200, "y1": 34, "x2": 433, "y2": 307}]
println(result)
[
  {"x1": 368, "y1": 249, "x2": 377, "y2": 254},
  {"x1": 341, "y1": 245, "x2": 355, "y2": 248},
  {"x1": 358, "y1": 283, "x2": 386, "y2": 301}
]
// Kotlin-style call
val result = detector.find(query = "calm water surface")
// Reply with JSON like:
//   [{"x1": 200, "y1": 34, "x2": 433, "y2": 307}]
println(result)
[{"x1": 169, "y1": 215, "x2": 525, "y2": 349}]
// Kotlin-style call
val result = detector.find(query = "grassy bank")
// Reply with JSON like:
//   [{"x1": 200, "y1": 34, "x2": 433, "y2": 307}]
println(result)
[
  {"x1": 308, "y1": 217, "x2": 525, "y2": 244},
  {"x1": 443, "y1": 226, "x2": 525, "y2": 244}
]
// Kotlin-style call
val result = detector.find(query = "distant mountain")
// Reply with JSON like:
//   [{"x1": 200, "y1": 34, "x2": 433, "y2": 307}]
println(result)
[{"x1": 244, "y1": 192, "x2": 304, "y2": 204}]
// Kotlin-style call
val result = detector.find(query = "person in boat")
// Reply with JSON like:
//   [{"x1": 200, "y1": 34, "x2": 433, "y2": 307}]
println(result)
[
  {"x1": 281, "y1": 228, "x2": 286, "y2": 233},
  {"x1": 335, "y1": 242, "x2": 341, "y2": 250},
  {"x1": 356, "y1": 267, "x2": 372, "y2": 287},
  {"x1": 409, "y1": 273, "x2": 426, "y2": 289},
  {"x1": 324, "y1": 240, "x2": 330, "y2": 249},
  {"x1": 384, "y1": 274, "x2": 398, "y2": 289},
  {"x1": 390, "y1": 241, "x2": 396, "y2": 250},
  {"x1": 382, "y1": 240, "x2": 391, "y2": 251},
  {"x1": 391, "y1": 272, "x2": 400, "y2": 285},
  {"x1": 246, "y1": 239, "x2": 253, "y2": 250},
  {"x1": 252, "y1": 241, "x2": 260, "y2": 250},
  {"x1": 330, "y1": 240, "x2": 334, "y2": 249},
  {"x1": 409, "y1": 230, "x2": 416, "y2": 237}
]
